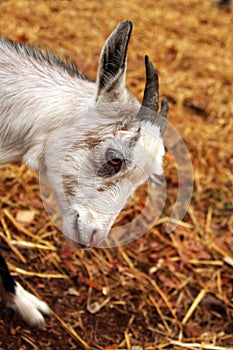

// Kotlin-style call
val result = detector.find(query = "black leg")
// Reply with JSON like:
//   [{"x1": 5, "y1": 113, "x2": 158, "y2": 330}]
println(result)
[{"x1": 0, "y1": 252, "x2": 16, "y2": 294}]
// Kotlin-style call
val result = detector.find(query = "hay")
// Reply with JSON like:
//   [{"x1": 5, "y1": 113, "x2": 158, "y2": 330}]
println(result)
[{"x1": 0, "y1": 0, "x2": 232, "y2": 349}]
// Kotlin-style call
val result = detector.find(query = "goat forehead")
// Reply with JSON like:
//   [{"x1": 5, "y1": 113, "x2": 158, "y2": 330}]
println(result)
[{"x1": 80, "y1": 121, "x2": 140, "y2": 148}]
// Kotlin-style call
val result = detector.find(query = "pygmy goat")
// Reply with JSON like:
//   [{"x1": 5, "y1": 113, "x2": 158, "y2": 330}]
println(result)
[{"x1": 0, "y1": 21, "x2": 168, "y2": 325}]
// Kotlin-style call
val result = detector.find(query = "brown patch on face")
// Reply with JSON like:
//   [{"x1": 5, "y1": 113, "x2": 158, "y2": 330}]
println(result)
[
  {"x1": 62, "y1": 174, "x2": 78, "y2": 198},
  {"x1": 69, "y1": 135, "x2": 103, "y2": 151},
  {"x1": 0, "y1": 279, "x2": 14, "y2": 307},
  {"x1": 75, "y1": 119, "x2": 140, "y2": 152},
  {"x1": 96, "y1": 186, "x2": 105, "y2": 192}
]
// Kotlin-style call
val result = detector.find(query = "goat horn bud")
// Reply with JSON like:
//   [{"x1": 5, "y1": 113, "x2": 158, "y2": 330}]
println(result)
[
  {"x1": 137, "y1": 56, "x2": 168, "y2": 135},
  {"x1": 141, "y1": 55, "x2": 159, "y2": 112}
]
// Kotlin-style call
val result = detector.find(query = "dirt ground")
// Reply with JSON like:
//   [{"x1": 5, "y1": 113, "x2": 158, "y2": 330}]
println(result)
[{"x1": 0, "y1": 0, "x2": 232, "y2": 349}]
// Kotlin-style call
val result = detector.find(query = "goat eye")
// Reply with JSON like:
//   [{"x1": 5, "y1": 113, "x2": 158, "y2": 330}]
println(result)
[
  {"x1": 108, "y1": 157, "x2": 122, "y2": 167},
  {"x1": 97, "y1": 149, "x2": 125, "y2": 177},
  {"x1": 106, "y1": 149, "x2": 123, "y2": 168}
]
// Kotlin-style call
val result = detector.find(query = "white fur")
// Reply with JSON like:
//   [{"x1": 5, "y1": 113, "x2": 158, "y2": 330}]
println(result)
[
  {"x1": 138, "y1": 121, "x2": 165, "y2": 175},
  {"x1": 11, "y1": 282, "x2": 50, "y2": 326}
]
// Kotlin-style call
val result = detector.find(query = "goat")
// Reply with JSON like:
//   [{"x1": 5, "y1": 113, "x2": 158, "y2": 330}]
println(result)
[{"x1": 0, "y1": 21, "x2": 168, "y2": 325}]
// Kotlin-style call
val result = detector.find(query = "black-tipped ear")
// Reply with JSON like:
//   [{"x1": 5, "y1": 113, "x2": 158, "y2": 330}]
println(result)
[{"x1": 96, "y1": 21, "x2": 133, "y2": 101}]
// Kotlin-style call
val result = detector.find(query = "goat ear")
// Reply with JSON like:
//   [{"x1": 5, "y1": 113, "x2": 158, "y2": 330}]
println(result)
[{"x1": 96, "y1": 21, "x2": 133, "y2": 102}]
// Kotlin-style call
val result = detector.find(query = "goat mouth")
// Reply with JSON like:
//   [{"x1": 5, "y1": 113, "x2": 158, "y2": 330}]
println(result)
[
  {"x1": 67, "y1": 236, "x2": 91, "y2": 250},
  {"x1": 75, "y1": 241, "x2": 91, "y2": 249}
]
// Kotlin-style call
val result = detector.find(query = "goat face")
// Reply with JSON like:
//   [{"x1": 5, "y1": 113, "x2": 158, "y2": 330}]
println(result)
[{"x1": 42, "y1": 21, "x2": 168, "y2": 247}]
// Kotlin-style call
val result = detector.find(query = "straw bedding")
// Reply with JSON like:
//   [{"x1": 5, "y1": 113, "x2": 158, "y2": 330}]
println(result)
[{"x1": 0, "y1": 0, "x2": 232, "y2": 349}]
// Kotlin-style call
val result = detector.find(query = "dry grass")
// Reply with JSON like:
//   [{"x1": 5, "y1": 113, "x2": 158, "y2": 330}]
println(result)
[{"x1": 0, "y1": 0, "x2": 232, "y2": 349}]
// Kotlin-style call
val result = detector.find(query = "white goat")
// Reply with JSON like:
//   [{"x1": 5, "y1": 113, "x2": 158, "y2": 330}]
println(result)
[{"x1": 0, "y1": 21, "x2": 168, "y2": 325}]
